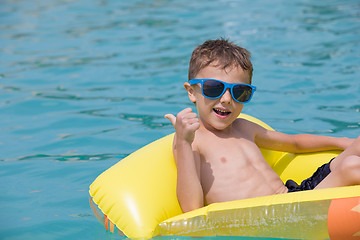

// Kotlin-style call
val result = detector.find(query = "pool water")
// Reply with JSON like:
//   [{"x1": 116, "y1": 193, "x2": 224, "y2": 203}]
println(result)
[{"x1": 1, "y1": 0, "x2": 359, "y2": 239}]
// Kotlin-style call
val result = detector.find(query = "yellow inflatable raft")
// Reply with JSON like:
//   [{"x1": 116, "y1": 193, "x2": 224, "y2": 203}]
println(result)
[{"x1": 89, "y1": 114, "x2": 360, "y2": 239}]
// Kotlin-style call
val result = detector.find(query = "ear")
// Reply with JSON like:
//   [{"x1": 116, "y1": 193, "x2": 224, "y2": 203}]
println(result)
[{"x1": 184, "y1": 82, "x2": 196, "y2": 103}]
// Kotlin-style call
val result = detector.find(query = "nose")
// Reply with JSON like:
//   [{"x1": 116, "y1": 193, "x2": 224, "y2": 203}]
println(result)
[{"x1": 220, "y1": 89, "x2": 232, "y2": 104}]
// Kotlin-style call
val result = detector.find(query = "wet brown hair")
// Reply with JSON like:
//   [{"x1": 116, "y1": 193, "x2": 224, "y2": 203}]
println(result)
[{"x1": 188, "y1": 38, "x2": 253, "y2": 83}]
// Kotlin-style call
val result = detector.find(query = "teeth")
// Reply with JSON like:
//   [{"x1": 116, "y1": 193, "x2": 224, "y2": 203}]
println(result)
[{"x1": 215, "y1": 108, "x2": 229, "y2": 113}]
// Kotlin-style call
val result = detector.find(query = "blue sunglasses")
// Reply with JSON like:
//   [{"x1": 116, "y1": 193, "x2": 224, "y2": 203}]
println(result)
[{"x1": 189, "y1": 79, "x2": 256, "y2": 103}]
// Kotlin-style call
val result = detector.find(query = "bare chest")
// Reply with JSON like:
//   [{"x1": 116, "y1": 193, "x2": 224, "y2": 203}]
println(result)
[
  {"x1": 195, "y1": 135, "x2": 279, "y2": 203},
  {"x1": 198, "y1": 136, "x2": 266, "y2": 171}
]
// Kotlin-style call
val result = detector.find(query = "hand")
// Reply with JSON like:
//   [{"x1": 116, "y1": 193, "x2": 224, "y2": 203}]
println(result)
[{"x1": 165, "y1": 108, "x2": 200, "y2": 144}]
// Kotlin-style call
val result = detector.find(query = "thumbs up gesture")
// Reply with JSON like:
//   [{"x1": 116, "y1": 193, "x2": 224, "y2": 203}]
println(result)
[{"x1": 165, "y1": 108, "x2": 200, "y2": 144}]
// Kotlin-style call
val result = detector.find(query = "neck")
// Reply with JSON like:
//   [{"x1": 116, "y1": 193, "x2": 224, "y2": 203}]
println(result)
[{"x1": 199, "y1": 120, "x2": 234, "y2": 137}]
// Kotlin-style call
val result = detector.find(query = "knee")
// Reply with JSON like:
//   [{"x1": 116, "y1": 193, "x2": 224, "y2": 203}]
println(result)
[
  {"x1": 338, "y1": 155, "x2": 360, "y2": 184},
  {"x1": 340, "y1": 155, "x2": 360, "y2": 171}
]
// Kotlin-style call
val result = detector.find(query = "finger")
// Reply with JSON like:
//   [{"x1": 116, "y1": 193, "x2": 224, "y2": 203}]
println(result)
[
  {"x1": 188, "y1": 119, "x2": 200, "y2": 130},
  {"x1": 191, "y1": 121, "x2": 200, "y2": 131},
  {"x1": 178, "y1": 107, "x2": 193, "y2": 116},
  {"x1": 164, "y1": 114, "x2": 176, "y2": 127},
  {"x1": 186, "y1": 117, "x2": 199, "y2": 125},
  {"x1": 178, "y1": 108, "x2": 197, "y2": 120},
  {"x1": 184, "y1": 112, "x2": 198, "y2": 120}
]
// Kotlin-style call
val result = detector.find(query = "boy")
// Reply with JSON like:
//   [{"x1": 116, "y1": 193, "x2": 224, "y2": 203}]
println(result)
[{"x1": 165, "y1": 39, "x2": 360, "y2": 213}]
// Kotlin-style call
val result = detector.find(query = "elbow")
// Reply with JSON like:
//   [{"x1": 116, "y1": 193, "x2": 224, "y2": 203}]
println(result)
[
  {"x1": 180, "y1": 202, "x2": 203, "y2": 213},
  {"x1": 180, "y1": 206, "x2": 194, "y2": 213},
  {"x1": 177, "y1": 195, "x2": 204, "y2": 213}
]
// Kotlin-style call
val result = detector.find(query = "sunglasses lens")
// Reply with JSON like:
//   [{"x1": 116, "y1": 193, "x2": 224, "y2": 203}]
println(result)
[
  {"x1": 233, "y1": 85, "x2": 253, "y2": 102},
  {"x1": 203, "y1": 80, "x2": 224, "y2": 98}
]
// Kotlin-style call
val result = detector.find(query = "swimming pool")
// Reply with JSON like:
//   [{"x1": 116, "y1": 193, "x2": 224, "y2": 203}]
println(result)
[{"x1": 1, "y1": 0, "x2": 359, "y2": 239}]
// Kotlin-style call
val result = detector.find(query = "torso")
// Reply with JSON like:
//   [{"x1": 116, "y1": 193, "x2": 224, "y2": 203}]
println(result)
[{"x1": 193, "y1": 119, "x2": 288, "y2": 205}]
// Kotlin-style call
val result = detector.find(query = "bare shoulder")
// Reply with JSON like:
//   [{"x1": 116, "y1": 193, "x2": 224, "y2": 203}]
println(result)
[{"x1": 233, "y1": 118, "x2": 263, "y2": 132}]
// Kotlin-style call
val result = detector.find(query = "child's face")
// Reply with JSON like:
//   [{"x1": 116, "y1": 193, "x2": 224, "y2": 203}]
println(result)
[{"x1": 185, "y1": 64, "x2": 251, "y2": 132}]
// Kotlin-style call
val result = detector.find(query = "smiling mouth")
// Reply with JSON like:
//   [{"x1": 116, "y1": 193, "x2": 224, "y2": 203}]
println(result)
[{"x1": 213, "y1": 108, "x2": 231, "y2": 116}]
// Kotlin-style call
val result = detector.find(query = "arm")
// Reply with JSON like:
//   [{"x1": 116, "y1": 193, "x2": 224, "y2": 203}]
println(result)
[
  {"x1": 165, "y1": 108, "x2": 204, "y2": 212},
  {"x1": 252, "y1": 122, "x2": 354, "y2": 153}
]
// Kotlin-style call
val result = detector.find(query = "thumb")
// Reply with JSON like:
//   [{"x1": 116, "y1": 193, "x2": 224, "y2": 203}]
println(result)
[{"x1": 164, "y1": 114, "x2": 176, "y2": 128}]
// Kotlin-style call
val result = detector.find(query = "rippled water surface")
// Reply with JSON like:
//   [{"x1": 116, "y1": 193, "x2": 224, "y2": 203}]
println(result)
[{"x1": 1, "y1": 0, "x2": 359, "y2": 239}]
